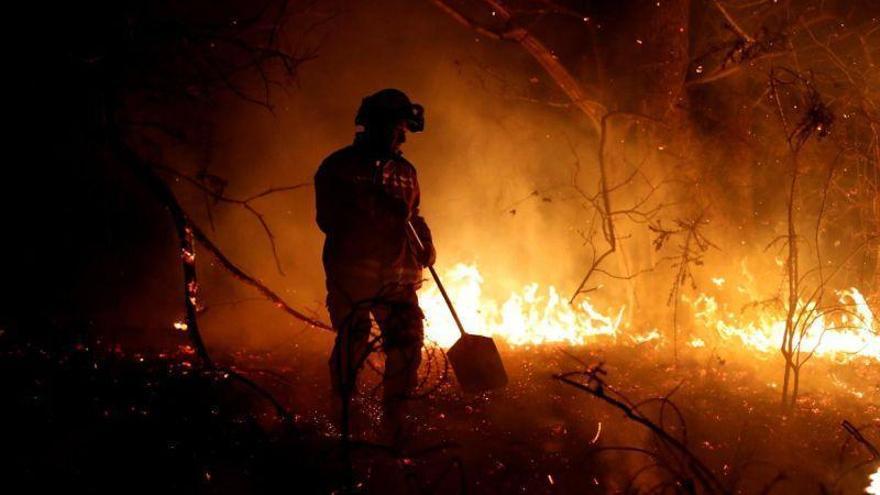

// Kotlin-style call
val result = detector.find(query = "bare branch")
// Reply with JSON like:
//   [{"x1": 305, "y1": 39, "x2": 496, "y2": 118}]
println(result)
[
  {"x1": 432, "y1": 0, "x2": 605, "y2": 130},
  {"x1": 154, "y1": 163, "x2": 311, "y2": 275},
  {"x1": 555, "y1": 365, "x2": 729, "y2": 494}
]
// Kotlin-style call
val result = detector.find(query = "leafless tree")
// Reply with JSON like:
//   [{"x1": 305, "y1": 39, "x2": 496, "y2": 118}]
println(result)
[
  {"x1": 76, "y1": 0, "x2": 342, "y2": 366},
  {"x1": 650, "y1": 211, "x2": 719, "y2": 364},
  {"x1": 432, "y1": 1, "x2": 690, "y2": 311}
]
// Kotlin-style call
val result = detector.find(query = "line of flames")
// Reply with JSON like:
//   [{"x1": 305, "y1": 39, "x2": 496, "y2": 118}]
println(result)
[
  {"x1": 422, "y1": 263, "x2": 880, "y2": 493},
  {"x1": 420, "y1": 263, "x2": 877, "y2": 363}
]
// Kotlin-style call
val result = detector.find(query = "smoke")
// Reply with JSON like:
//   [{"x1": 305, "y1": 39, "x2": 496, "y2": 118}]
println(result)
[
  {"x1": 176, "y1": 0, "x2": 619, "y2": 350},
  {"x1": 100, "y1": 0, "x2": 876, "y2": 366}
]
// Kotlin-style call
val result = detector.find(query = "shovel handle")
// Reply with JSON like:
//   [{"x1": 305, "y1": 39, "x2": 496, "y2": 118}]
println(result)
[{"x1": 407, "y1": 221, "x2": 467, "y2": 337}]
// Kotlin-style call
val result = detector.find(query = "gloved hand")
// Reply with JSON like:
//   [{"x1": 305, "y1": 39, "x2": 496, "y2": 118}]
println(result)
[
  {"x1": 409, "y1": 216, "x2": 435, "y2": 267},
  {"x1": 418, "y1": 242, "x2": 436, "y2": 268}
]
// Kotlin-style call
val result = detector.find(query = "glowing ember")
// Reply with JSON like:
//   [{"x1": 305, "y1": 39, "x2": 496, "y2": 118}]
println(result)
[
  {"x1": 181, "y1": 248, "x2": 196, "y2": 264},
  {"x1": 421, "y1": 263, "x2": 878, "y2": 364},
  {"x1": 590, "y1": 422, "x2": 602, "y2": 444}
]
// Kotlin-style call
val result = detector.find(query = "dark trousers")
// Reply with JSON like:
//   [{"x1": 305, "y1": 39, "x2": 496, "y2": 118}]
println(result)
[{"x1": 326, "y1": 275, "x2": 424, "y2": 433}]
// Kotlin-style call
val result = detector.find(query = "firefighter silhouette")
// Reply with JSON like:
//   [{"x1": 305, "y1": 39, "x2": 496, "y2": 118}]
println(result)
[{"x1": 315, "y1": 89, "x2": 435, "y2": 443}]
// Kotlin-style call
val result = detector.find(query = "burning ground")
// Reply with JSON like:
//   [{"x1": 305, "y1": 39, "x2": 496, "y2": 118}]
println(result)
[{"x1": 5, "y1": 261, "x2": 879, "y2": 493}]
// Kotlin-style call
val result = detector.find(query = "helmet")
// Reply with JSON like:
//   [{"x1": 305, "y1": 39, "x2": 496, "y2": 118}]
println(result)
[{"x1": 355, "y1": 88, "x2": 425, "y2": 132}]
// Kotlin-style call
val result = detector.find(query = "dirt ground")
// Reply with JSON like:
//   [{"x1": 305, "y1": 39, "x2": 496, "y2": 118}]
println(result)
[{"x1": 3, "y1": 325, "x2": 878, "y2": 494}]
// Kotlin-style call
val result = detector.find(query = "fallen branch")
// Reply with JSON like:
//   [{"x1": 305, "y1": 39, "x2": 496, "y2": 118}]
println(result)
[
  {"x1": 110, "y1": 133, "x2": 214, "y2": 368},
  {"x1": 555, "y1": 366, "x2": 728, "y2": 494},
  {"x1": 155, "y1": 163, "x2": 311, "y2": 275},
  {"x1": 842, "y1": 420, "x2": 880, "y2": 460},
  {"x1": 114, "y1": 133, "x2": 332, "y2": 334},
  {"x1": 190, "y1": 220, "x2": 333, "y2": 331}
]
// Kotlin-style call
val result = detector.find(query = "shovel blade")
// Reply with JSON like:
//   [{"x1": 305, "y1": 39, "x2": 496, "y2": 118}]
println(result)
[{"x1": 447, "y1": 334, "x2": 508, "y2": 393}]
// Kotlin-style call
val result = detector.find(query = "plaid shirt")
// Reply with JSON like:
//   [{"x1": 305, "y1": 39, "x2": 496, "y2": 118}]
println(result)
[
  {"x1": 316, "y1": 144, "x2": 433, "y2": 289},
  {"x1": 375, "y1": 159, "x2": 418, "y2": 215},
  {"x1": 374, "y1": 158, "x2": 423, "y2": 285}
]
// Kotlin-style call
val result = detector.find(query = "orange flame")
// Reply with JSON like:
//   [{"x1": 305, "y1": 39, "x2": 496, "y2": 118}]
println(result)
[
  {"x1": 420, "y1": 263, "x2": 623, "y2": 348},
  {"x1": 692, "y1": 288, "x2": 877, "y2": 361},
  {"x1": 421, "y1": 263, "x2": 877, "y2": 364}
]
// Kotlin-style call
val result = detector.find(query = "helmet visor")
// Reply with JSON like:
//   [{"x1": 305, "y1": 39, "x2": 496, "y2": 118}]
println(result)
[{"x1": 405, "y1": 104, "x2": 425, "y2": 132}]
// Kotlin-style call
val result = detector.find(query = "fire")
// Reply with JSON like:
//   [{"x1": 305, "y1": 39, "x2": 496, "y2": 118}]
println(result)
[
  {"x1": 421, "y1": 263, "x2": 878, "y2": 364},
  {"x1": 693, "y1": 288, "x2": 878, "y2": 361},
  {"x1": 868, "y1": 466, "x2": 880, "y2": 495},
  {"x1": 420, "y1": 263, "x2": 623, "y2": 348}
]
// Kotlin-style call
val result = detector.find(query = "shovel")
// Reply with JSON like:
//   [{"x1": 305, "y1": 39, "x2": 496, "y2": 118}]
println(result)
[{"x1": 407, "y1": 222, "x2": 508, "y2": 393}]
